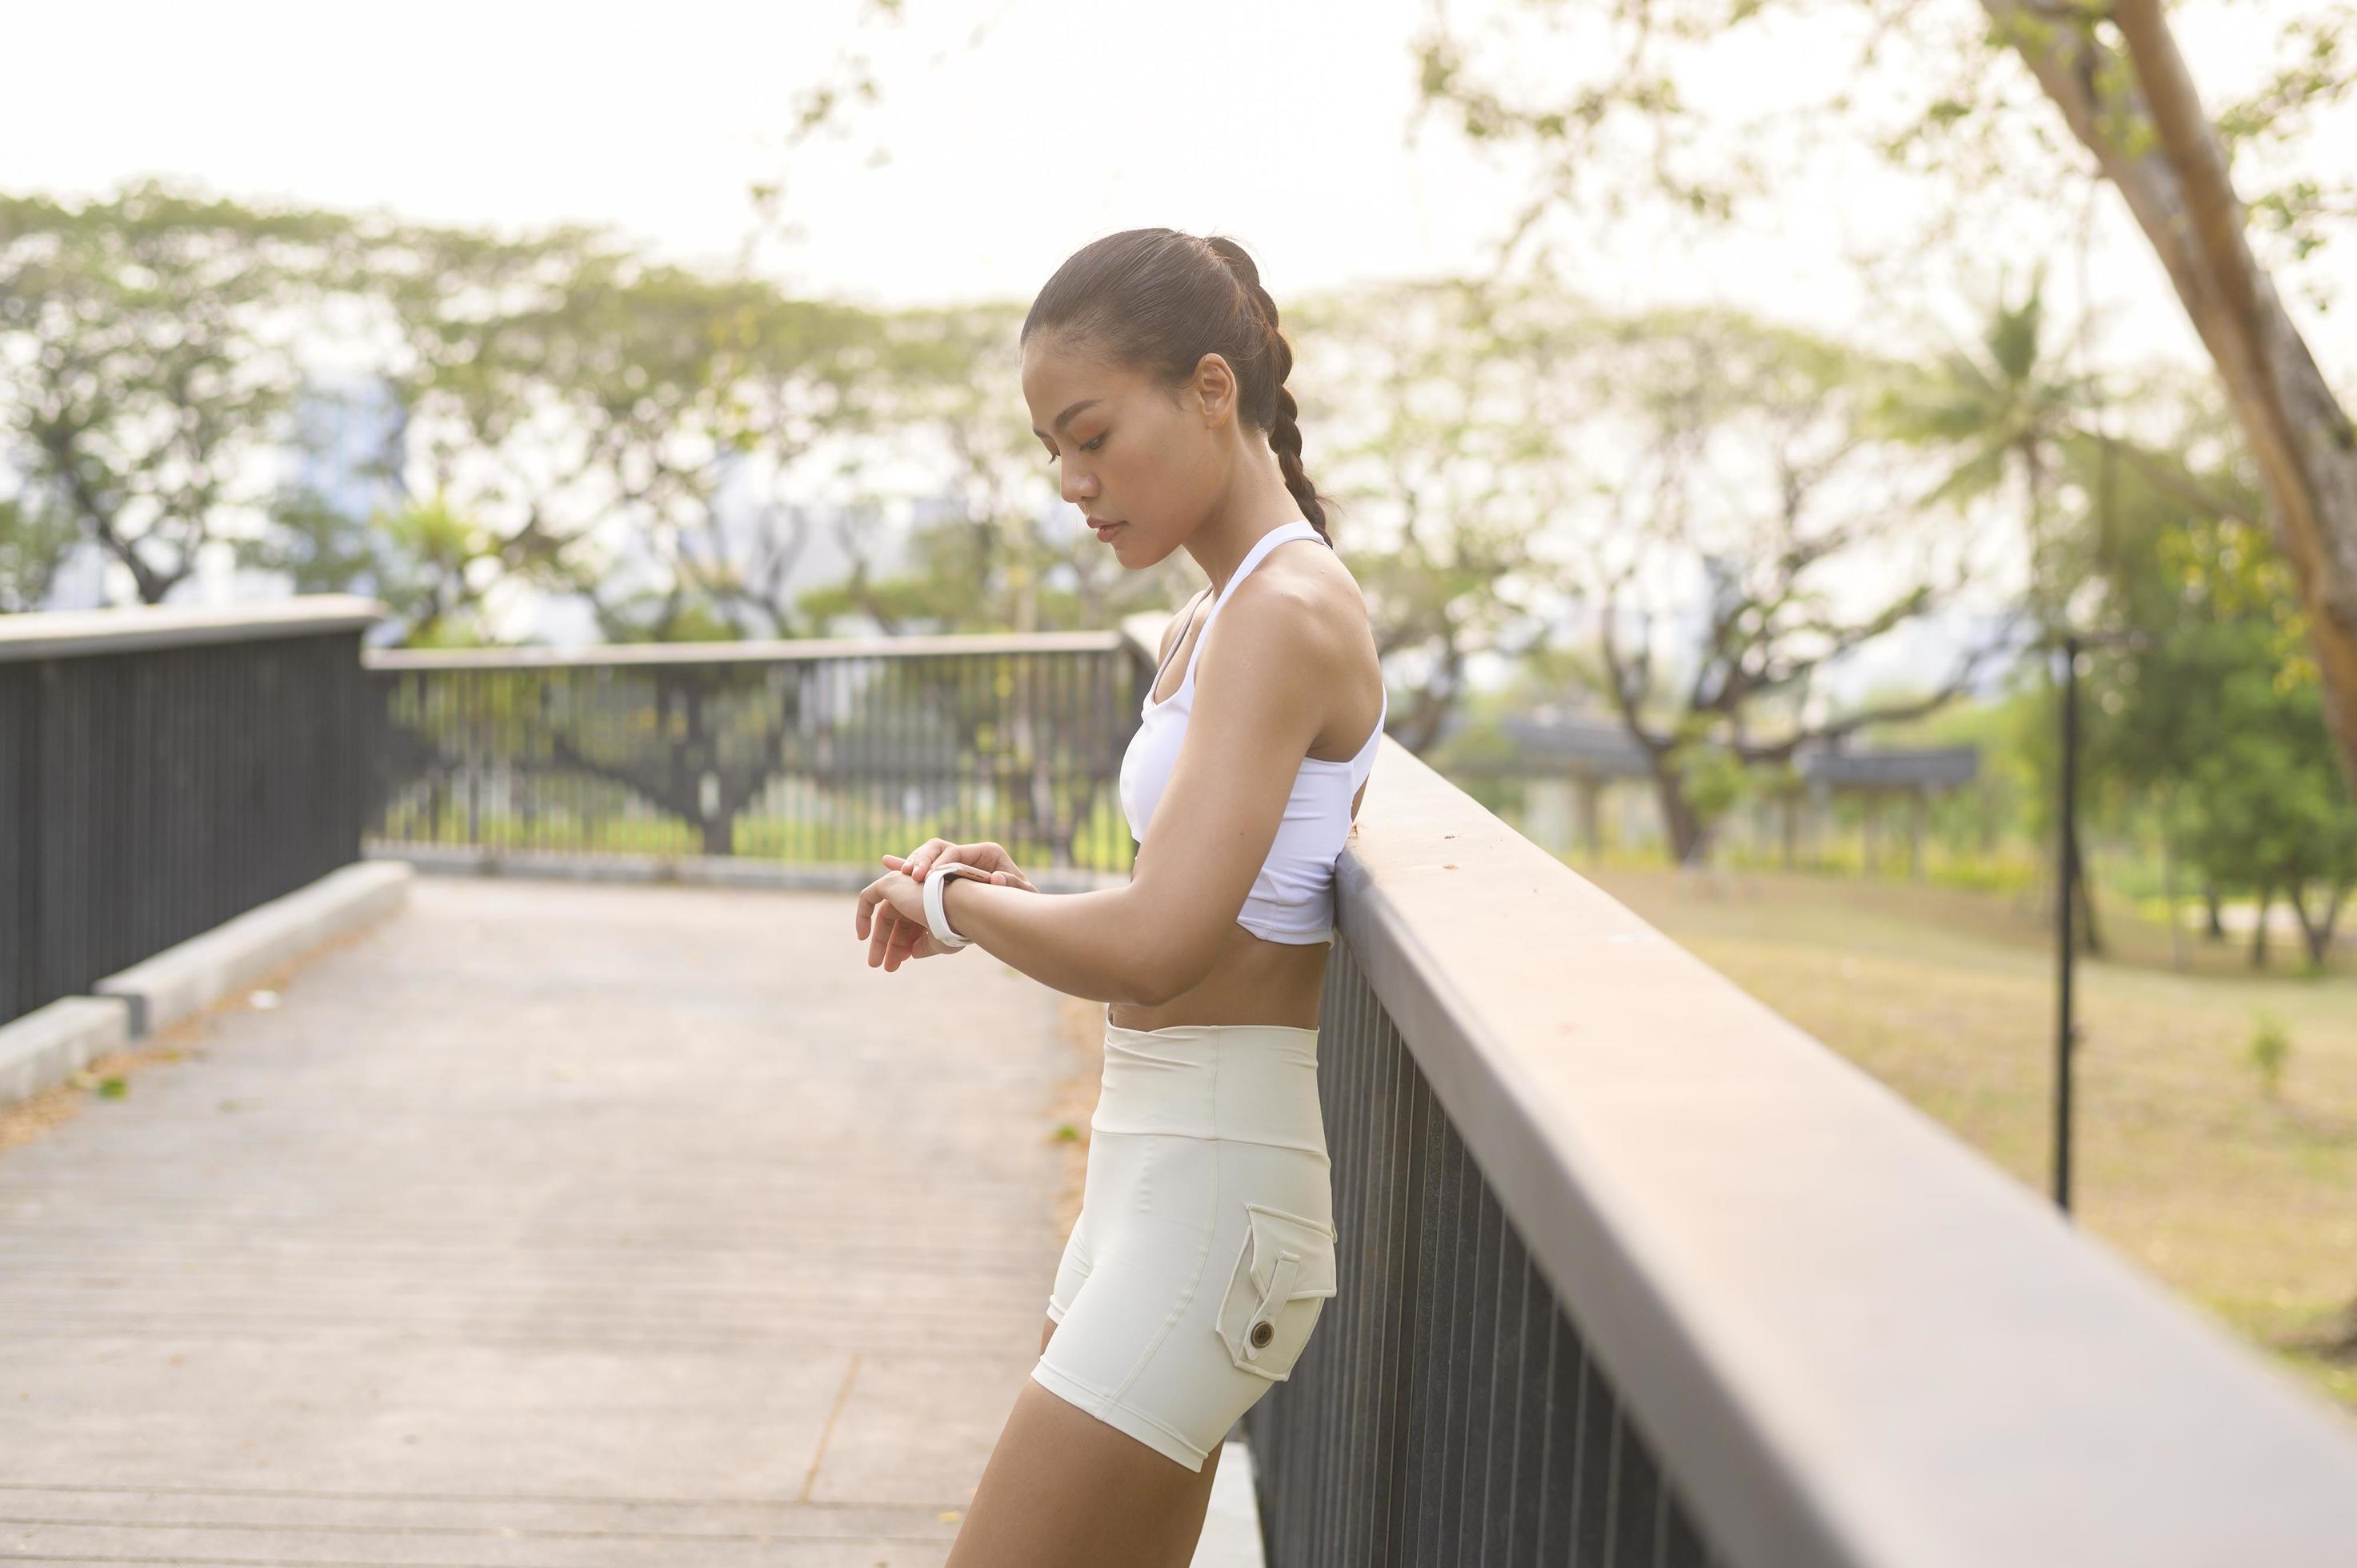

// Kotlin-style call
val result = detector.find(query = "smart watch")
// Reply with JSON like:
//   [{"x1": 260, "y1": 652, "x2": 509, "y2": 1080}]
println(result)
[{"x1": 921, "y1": 861, "x2": 995, "y2": 951}]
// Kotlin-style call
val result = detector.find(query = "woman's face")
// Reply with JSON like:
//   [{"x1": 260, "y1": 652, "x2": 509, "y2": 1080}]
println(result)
[{"x1": 1021, "y1": 332, "x2": 1233, "y2": 570}]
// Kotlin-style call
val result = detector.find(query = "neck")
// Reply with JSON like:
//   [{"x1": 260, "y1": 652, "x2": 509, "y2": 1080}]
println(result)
[{"x1": 1187, "y1": 446, "x2": 1307, "y2": 600}]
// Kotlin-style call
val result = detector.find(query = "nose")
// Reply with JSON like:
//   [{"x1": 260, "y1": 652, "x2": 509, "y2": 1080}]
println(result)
[{"x1": 1059, "y1": 467, "x2": 1095, "y2": 507}]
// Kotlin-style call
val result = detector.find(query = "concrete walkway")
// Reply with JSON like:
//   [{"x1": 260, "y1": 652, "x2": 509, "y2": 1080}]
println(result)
[{"x1": 0, "y1": 876, "x2": 1088, "y2": 1566}]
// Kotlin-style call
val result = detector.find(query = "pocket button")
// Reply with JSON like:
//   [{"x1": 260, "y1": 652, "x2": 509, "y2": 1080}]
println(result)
[{"x1": 1251, "y1": 1320, "x2": 1275, "y2": 1348}]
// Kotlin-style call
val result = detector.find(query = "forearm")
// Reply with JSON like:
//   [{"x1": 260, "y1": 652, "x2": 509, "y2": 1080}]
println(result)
[{"x1": 940, "y1": 878, "x2": 1175, "y2": 1005}]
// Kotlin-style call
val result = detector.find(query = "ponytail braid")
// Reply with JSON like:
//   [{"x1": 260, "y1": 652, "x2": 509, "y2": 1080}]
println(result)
[{"x1": 1203, "y1": 236, "x2": 1332, "y2": 547}]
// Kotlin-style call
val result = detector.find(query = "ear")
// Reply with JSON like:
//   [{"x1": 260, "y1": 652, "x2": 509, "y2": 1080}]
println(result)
[{"x1": 1191, "y1": 352, "x2": 1239, "y2": 430}]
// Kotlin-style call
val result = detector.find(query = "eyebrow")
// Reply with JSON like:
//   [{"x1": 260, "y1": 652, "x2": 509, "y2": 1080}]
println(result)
[{"x1": 1030, "y1": 398, "x2": 1101, "y2": 440}]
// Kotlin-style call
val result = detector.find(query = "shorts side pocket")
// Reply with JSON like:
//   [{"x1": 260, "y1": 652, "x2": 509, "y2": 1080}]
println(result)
[{"x1": 1214, "y1": 1202, "x2": 1339, "y2": 1382}]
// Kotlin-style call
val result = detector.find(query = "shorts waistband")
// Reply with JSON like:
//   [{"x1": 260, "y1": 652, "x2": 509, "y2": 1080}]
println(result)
[{"x1": 1092, "y1": 1014, "x2": 1328, "y2": 1154}]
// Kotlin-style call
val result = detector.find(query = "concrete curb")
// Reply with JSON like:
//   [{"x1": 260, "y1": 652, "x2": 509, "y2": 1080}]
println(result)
[
  {"x1": 0, "y1": 996, "x2": 134, "y2": 1107},
  {"x1": 370, "y1": 842, "x2": 1129, "y2": 896},
  {"x1": 93, "y1": 860, "x2": 414, "y2": 1039}
]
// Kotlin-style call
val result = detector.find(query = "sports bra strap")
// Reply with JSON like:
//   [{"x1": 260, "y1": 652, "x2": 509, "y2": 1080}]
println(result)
[
  {"x1": 1144, "y1": 583, "x2": 1213, "y2": 699},
  {"x1": 1177, "y1": 519, "x2": 1325, "y2": 690}
]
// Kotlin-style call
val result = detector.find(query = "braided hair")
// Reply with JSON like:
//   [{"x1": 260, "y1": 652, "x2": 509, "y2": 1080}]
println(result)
[{"x1": 1021, "y1": 229, "x2": 1334, "y2": 545}]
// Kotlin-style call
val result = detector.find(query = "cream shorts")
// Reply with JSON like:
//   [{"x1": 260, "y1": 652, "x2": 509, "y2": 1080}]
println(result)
[{"x1": 1032, "y1": 1010, "x2": 1340, "y2": 1473}]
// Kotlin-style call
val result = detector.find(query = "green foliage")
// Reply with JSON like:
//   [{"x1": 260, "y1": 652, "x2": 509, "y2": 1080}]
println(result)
[
  {"x1": 1542, "y1": 299, "x2": 2003, "y2": 862},
  {"x1": 1288, "y1": 278, "x2": 1596, "y2": 752},
  {"x1": 1414, "y1": 0, "x2": 2354, "y2": 310},
  {"x1": 238, "y1": 491, "x2": 507, "y2": 646},
  {"x1": 2247, "y1": 1010, "x2": 2291, "y2": 1098},
  {"x1": 2072, "y1": 422, "x2": 2357, "y2": 922},
  {"x1": 1672, "y1": 732, "x2": 1750, "y2": 825},
  {"x1": 1865, "y1": 266, "x2": 2099, "y2": 625},
  {"x1": 0, "y1": 491, "x2": 79, "y2": 613},
  {"x1": 0, "y1": 179, "x2": 355, "y2": 603}
]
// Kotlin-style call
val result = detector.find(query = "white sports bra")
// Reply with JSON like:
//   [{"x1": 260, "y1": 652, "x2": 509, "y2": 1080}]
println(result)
[{"x1": 1118, "y1": 518, "x2": 1387, "y2": 945}]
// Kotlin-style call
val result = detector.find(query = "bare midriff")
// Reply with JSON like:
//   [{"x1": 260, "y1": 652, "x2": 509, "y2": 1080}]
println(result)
[{"x1": 1107, "y1": 922, "x2": 1334, "y2": 1033}]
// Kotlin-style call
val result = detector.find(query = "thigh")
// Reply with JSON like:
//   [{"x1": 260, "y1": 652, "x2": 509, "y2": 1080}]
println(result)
[{"x1": 948, "y1": 1378, "x2": 1223, "y2": 1568}]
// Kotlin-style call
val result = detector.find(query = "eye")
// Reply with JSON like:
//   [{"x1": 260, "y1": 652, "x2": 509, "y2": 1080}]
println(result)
[{"x1": 1044, "y1": 434, "x2": 1106, "y2": 466}]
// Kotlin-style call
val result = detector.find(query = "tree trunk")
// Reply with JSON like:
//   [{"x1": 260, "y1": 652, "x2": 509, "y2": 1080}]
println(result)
[
  {"x1": 1990, "y1": 0, "x2": 2357, "y2": 794},
  {"x1": 1650, "y1": 764, "x2": 1708, "y2": 866},
  {"x1": 1578, "y1": 774, "x2": 1604, "y2": 864},
  {"x1": 2203, "y1": 882, "x2": 2226, "y2": 942},
  {"x1": 2251, "y1": 885, "x2": 2274, "y2": 968},
  {"x1": 700, "y1": 806, "x2": 734, "y2": 858},
  {"x1": 2291, "y1": 882, "x2": 2347, "y2": 967},
  {"x1": 2163, "y1": 833, "x2": 2185, "y2": 972}
]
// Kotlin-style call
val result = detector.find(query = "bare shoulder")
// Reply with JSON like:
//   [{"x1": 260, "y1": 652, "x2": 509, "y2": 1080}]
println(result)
[
  {"x1": 1224, "y1": 534, "x2": 1371, "y2": 664},
  {"x1": 1201, "y1": 536, "x2": 1382, "y2": 763}
]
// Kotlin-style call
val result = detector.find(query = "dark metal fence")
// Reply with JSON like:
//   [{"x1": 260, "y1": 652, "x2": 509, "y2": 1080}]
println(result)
[
  {"x1": 365, "y1": 634, "x2": 1146, "y2": 874},
  {"x1": 0, "y1": 602, "x2": 380, "y2": 1029},
  {"x1": 1248, "y1": 935, "x2": 1723, "y2": 1566}
]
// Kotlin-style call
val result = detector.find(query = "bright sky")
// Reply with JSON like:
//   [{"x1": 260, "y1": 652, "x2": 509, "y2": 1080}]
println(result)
[{"x1": 11, "y1": 0, "x2": 2347, "y2": 382}]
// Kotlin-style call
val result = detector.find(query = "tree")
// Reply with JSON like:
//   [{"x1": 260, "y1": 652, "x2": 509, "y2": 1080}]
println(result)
[
  {"x1": 225, "y1": 211, "x2": 887, "y2": 646},
  {"x1": 1872, "y1": 270, "x2": 2117, "y2": 945},
  {"x1": 1868, "y1": 266, "x2": 2104, "y2": 622},
  {"x1": 1415, "y1": 0, "x2": 2357, "y2": 793},
  {"x1": 1295, "y1": 278, "x2": 1587, "y2": 753},
  {"x1": 798, "y1": 302, "x2": 1193, "y2": 637},
  {"x1": 2077, "y1": 398, "x2": 2357, "y2": 965},
  {"x1": 1565, "y1": 306, "x2": 2015, "y2": 862},
  {"x1": 242, "y1": 487, "x2": 512, "y2": 648},
  {"x1": 0, "y1": 490, "x2": 78, "y2": 614},
  {"x1": 0, "y1": 181, "x2": 355, "y2": 603},
  {"x1": 354, "y1": 221, "x2": 884, "y2": 644}
]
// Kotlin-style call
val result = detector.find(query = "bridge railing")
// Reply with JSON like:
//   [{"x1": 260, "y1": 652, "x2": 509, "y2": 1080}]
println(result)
[
  {"x1": 1245, "y1": 738, "x2": 2357, "y2": 1566},
  {"x1": 363, "y1": 634, "x2": 1146, "y2": 878},
  {"x1": 0, "y1": 598, "x2": 382, "y2": 1028}
]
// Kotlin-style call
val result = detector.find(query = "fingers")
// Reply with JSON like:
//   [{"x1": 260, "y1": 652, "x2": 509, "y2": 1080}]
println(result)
[
  {"x1": 862, "y1": 847, "x2": 1029, "y2": 970},
  {"x1": 885, "y1": 907, "x2": 922, "y2": 970},
  {"x1": 900, "y1": 838, "x2": 955, "y2": 880},
  {"x1": 886, "y1": 838, "x2": 1018, "y2": 882},
  {"x1": 854, "y1": 874, "x2": 891, "y2": 941}
]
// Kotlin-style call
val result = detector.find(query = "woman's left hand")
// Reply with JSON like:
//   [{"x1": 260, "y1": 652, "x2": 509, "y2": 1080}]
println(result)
[{"x1": 854, "y1": 869, "x2": 946, "y2": 971}]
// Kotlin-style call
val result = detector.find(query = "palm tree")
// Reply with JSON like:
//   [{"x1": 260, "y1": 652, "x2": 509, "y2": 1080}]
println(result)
[{"x1": 1872, "y1": 270, "x2": 2111, "y2": 951}]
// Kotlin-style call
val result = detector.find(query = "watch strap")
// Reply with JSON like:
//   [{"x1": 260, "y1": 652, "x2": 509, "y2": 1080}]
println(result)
[{"x1": 922, "y1": 861, "x2": 992, "y2": 950}]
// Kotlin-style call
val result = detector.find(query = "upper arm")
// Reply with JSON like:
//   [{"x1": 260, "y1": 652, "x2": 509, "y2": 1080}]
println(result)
[{"x1": 1126, "y1": 579, "x2": 1336, "y2": 1003}]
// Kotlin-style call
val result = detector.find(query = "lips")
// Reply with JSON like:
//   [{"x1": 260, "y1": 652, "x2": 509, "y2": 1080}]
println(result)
[{"x1": 1089, "y1": 518, "x2": 1126, "y2": 542}]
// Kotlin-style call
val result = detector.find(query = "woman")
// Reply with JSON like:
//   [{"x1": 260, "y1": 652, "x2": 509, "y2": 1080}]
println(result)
[{"x1": 852, "y1": 228, "x2": 1386, "y2": 1566}]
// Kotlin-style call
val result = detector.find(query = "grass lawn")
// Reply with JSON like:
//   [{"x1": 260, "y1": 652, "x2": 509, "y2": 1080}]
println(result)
[{"x1": 1579, "y1": 862, "x2": 2357, "y2": 1424}]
